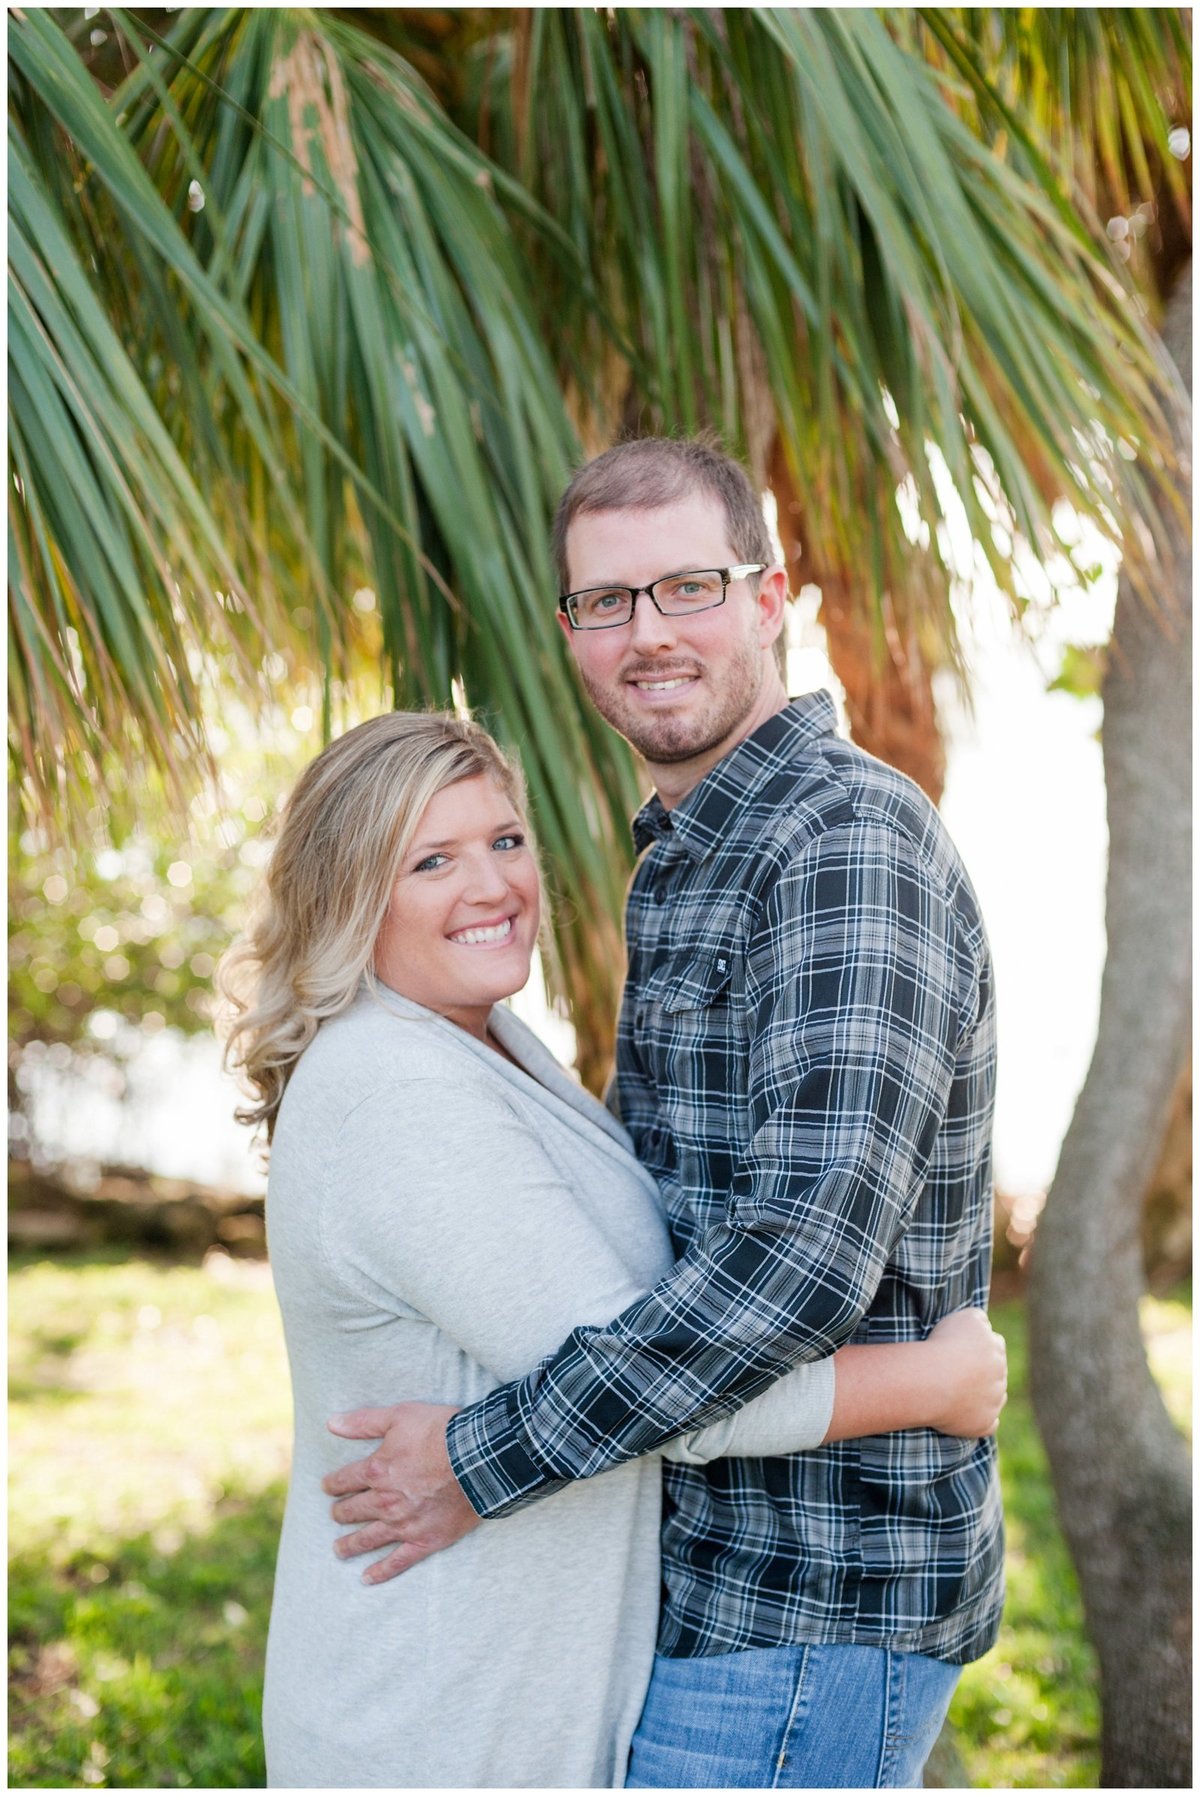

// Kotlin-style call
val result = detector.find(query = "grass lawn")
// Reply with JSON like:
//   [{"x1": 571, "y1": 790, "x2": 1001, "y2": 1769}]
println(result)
[
  {"x1": 8, "y1": 1252, "x2": 1192, "y2": 1788},
  {"x1": 9, "y1": 1251, "x2": 290, "y2": 1789}
]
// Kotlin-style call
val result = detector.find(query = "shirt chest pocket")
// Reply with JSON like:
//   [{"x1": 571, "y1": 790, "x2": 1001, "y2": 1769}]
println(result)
[
  {"x1": 636, "y1": 948, "x2": 746, "y2": 1205},
  {"x1": 636, "y1": 949, "x2": 742, "y2": 1102},
  {"x1": 643, "y1": 948, "x2": 737, "y2": 1017}
]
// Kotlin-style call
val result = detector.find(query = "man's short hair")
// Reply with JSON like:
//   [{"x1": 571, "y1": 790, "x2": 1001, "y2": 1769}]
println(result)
[{"x1": 552, "y1": 436, "x2": 773, "y2": 593}]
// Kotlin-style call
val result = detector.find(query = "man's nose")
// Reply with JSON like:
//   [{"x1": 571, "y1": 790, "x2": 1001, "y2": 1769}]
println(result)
[{"x1": 627, "y1": 589, "x2": 678, "y2": 655}]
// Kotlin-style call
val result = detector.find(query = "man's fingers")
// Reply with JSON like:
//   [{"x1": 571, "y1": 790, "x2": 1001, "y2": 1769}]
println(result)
[
  {"x1": 330, "y1": 1492, "x2": 396, "y2": 1526},
  {"x1": 334, "y1": 1521, "x2": 402, "y2": 1560},
  {"x1": 331, "y1": 1524, "x2": 440, "y2": 1583},
  {"x1": 361, "y1": 1540, "x2": 438, "y2": 1585},
  {"x1": 322, "y1": 1456, "x2": 376, "y2": 1498},
  {"x1": 327, "y1": 1407, "x2": 396, "y2": 1440}
]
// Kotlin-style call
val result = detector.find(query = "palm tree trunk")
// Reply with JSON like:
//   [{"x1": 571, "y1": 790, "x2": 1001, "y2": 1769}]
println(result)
[
  {"x1": 768, "y1": 438, "x2": 946, "y2": 804},
  {"x1": 1028, "y1": 261, "x2": 1192, "y2": 1787},
  {"x1": 817, "y1": 577, "x2": 946, "y2": 804}
]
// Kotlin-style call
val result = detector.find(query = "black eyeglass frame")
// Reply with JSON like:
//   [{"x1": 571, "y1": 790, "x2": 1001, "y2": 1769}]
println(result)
[{"x1": 557, "y1": 563, "x2": 767, "y2": 631}]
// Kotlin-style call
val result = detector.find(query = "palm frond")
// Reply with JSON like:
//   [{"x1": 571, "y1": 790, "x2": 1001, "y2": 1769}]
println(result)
[
  {"x1": 8, "y1": 6, "x2": 642, "y2": 1069},
  {"x1": 476, "y1": 8, "x2": 1186, "y2": 662},
  {"x1": 922, "y1": 8, "x2": 1192, "y2": 271}
]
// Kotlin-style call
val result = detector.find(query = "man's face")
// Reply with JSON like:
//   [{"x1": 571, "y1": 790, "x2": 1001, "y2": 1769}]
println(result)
[{"x1": 559, "y1": 493, "x2": 783, "y2": 775}]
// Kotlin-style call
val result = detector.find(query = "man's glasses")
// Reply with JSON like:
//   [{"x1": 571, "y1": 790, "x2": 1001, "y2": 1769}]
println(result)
[{"x1": 557, "y1": 565, "x2": 766, "y2": 632}]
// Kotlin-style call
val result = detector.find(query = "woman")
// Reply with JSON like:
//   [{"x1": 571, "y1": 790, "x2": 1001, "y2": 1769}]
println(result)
[{"x1": 221, "y1": 712, "x2": 1005, "y2": 1790}]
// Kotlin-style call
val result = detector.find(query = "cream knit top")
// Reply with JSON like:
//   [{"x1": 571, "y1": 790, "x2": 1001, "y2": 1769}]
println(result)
[{"x1": 262, "y1": 984, "x2": 833, "y2": 1788}]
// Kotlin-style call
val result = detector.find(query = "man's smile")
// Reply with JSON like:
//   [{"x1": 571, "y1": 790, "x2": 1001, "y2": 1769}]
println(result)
[{"x1": 625, "y1": 667, "x2": 703, "y2": 699}]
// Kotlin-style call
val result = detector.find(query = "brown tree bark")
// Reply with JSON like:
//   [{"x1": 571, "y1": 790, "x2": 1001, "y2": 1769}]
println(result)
[
  {"x1": 769, "y1": 440, "x2": 946, "y2": 805},
  {"x1": 1028, "y1": 261, "x2": 1192, "y2": 1787},
  {"x1": 818, "y1": 577, "x2": 946, "y2": 804},
  {"x1": 1141, "y1": 1057, "x2": 1192, "y2": 1289}
]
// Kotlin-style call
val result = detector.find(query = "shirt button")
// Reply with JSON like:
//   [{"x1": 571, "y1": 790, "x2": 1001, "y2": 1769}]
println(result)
[{"x1": 653, "y1": 884, "x2": 669, "y2": 904}]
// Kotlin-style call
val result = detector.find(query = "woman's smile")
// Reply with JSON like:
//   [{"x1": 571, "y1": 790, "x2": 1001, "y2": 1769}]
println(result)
[
  {"x1": 448, "y1": 916, "x2": 516, "y2": 946},
  {"x1": 372, "y1": 774, "x2": 540, "y2": 1038}
]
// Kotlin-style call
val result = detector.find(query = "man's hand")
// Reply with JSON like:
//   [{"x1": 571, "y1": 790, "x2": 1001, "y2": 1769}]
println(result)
[
  {"x1": 323, "y1": 1402, "x2": 481, "y2": 1585},
  {"x1": 924, "y1": 1309, "x2": 1008, "y2": 1437}
]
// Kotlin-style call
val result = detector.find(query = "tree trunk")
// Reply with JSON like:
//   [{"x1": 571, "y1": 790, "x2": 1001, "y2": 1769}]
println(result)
[
  {"x1": 818, "y1": 576, "x2": 946, "y2": 803},
  {"x1": 768, "y1": 439, "x2": 946, "y2": 803},
  {"x1": 1028, "y1": 261, "x2": 1192, "y2": 1787}
]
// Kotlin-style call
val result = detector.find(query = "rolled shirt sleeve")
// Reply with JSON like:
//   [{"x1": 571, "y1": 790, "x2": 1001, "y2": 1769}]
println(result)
[{"x1": 447, "y1": 819, "x2": 977, "y2": 1518}]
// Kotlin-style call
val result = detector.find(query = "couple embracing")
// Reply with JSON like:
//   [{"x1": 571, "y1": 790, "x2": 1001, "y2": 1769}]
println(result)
[{"x1": 222, "y1": 437, "x2": 1006, "y2": 1790}]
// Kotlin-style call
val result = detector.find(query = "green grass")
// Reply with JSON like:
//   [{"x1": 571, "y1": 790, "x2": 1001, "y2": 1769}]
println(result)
[
  {"x1": 8, "y1": 1254, "x2": 1192, "y2": 1788},
  {"x1": 9, "y1": 1251, "x2": 291, "y2": 1788}
]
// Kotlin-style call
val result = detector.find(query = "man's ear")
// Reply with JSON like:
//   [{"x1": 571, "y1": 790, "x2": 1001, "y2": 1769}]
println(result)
[
  {"x1": 555, "y1": 609, "x2": 575, "y2": 648},
  {"x1": 756, "y1": 565, "x2": 789, "y2": 648}
]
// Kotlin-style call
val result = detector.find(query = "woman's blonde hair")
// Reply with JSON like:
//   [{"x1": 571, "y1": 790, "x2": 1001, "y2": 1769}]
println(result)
[{"x1": 218, "y1": 711, "x2": 530, "y2": 1140}]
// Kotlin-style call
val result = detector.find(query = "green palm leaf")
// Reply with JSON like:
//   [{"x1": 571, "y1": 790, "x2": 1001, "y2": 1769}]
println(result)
[{"x1": 8, "y1": 7, "x2": 642, "y2": 1072}]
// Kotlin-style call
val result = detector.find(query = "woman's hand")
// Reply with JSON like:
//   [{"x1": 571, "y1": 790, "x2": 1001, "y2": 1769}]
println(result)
[{"x1": 923, "y1": 1308, "x2": 1008, "y2": 1438}]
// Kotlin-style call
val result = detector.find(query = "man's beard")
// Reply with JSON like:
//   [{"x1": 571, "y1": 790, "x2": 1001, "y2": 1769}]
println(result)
[{"x1": 578, "y1": 637, "x2": 764, "y2": 766}]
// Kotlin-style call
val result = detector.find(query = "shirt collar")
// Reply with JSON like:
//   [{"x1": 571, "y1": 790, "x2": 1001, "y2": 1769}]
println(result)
[{"x1": 631, "y1": 691, "x2": 839, "y2": 857}]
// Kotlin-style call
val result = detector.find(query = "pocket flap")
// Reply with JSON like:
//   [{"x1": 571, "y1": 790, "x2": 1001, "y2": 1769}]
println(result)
[{"x1": 658, "y1": 950, "x2": 735, "y2": 1014}]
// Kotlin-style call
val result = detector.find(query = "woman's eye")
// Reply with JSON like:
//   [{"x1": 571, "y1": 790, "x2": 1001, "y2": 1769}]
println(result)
[
  {"x1": 414, "y1": 853, "x2": 447, "y2": 873},
  {"x1": 493, "y1": 833, "x2": 525, "y2": 852}
]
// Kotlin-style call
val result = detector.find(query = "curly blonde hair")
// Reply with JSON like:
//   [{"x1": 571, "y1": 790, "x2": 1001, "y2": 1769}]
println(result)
[{"x1": 218, "y1": 711, "x2": 529, "y2": 1140}]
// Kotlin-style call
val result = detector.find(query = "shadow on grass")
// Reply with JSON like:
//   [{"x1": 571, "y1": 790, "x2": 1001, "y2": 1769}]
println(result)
[{"x1": 10, "y1": 1485, "x2": 285, "y2": 1789}]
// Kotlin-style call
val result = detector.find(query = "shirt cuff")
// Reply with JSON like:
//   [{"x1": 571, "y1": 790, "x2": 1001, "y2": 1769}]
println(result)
[{"x1": 446, "y1": 1384, "x2": 571, "y2": 1519}]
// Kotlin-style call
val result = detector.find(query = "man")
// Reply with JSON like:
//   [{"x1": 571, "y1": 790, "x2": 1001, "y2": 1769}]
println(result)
[{"x1": 324, "y1": 438, "x2": 1004, "y2": 1787}]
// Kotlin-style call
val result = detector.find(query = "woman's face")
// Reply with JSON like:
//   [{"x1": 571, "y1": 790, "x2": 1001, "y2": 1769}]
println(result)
[{"x1": 373, "y1": 773, "x2": 540, "y2": 1040}]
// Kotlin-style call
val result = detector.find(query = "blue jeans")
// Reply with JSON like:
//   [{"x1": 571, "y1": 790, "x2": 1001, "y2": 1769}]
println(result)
[{"x1": 626, "y1": 1643, "x2": 960, "y2": 1789}]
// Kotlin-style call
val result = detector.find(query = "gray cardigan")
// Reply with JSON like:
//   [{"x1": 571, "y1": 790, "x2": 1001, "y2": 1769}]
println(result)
[{"x1": 262, "y1": 984, "x2": 833, "y2": 1788}]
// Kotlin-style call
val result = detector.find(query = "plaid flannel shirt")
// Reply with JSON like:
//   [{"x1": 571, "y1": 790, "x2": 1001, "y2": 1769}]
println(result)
[{"x1": 447, "y1": 693, "x2": 1004, "y2": 1663}]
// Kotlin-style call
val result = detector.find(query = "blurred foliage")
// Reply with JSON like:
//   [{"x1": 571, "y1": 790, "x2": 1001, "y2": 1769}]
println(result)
[
  {"x1": 926, "y1": 9, "x2": 1192, "y2": 312},
  {"x1": 10, "y1": 814, "x2": 252, "y2": 1053},
  {"x1": 8, "y1": 1262, "x2": 1191, "y2": 1788},
  {"x1": 8, "y1": 686, "x2": 329, "y2": 1058},
  {"x1": 8, "y1": 685, "x2": 329, "y2": 1168},
  {"x1": 1047, "y1": 643, "x2": 1107, "y2": 703}
]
